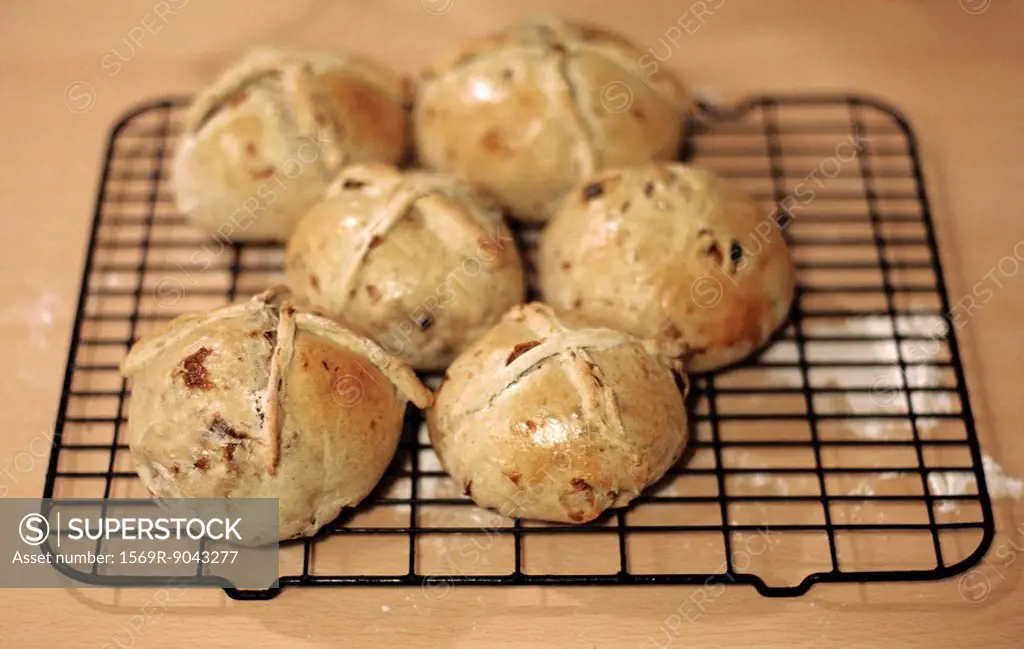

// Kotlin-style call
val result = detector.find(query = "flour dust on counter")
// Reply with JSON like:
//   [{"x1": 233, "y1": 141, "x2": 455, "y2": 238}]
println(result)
[{"x1": 760, "y1": 312, "x2": 1022, "y2": 513}]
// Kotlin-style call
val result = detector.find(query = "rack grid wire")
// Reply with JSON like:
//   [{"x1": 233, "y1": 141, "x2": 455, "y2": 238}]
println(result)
[{"x1": 42, "y1": 94, "x2": 994, "y2": 599}]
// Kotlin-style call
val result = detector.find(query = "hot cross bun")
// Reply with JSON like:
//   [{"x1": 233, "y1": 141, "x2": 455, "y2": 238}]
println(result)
[
  {"x1": 285, "y1": 164, "x2": 526, "y2": 370},
  {"x1": 427, "y1": 302, "x2": 688, "y2": 524},
  {"x1": 121, "y1": 287, "x2": 431, "y2": 541},
  {"x1": 172, "y1": 47, "x2": 409, "y2": 241},
  {"x1": 539, "y1": 164, "x2": 796, "y2": 372}
]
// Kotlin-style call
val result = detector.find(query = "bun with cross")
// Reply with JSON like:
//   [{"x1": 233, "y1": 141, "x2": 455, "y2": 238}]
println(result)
[
  {"x1": 172, "y1": 47, "x2": 410, "y2": 241},
  {"x1": 120, "y1": 287, "x2": 432, "y2": 541},
  {"x1": 413, "y1": 15, "x2": 693, "y2": 223},
  {"x1": 427, "y1": 302, "x2": 688, "y2": 524},
  {"x1": 538, "y1": 164, "x2": 796, "y2": 373},
  {"x1": 285, "y1": 163, "x2": 526, "y2": 371}
]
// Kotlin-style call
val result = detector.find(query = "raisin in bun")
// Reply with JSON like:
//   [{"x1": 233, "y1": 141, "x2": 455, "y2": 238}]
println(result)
[
  {"x1": 285, "y1": 163, "x2": 526, "y2": 371},
  {"x1": 427, "y1": 303, "x2": 688, "y2": 524},
  {"x1": 120, "y1": 288, "x2": 431, "y2": 541},
  {"x1": 172, "y1": 47, "x2": 408, "y2": 241},
  {"x1": 413, "y1": 15, "x2": 692, "y2": 223},
  {"x1": 538, "y1": 164, "x2": 796, "y2": 373}
]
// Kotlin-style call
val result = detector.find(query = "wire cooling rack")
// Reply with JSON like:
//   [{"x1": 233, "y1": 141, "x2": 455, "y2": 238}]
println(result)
[{"x1": 43, "y1": 94, "x2": 994, "y2": 599}]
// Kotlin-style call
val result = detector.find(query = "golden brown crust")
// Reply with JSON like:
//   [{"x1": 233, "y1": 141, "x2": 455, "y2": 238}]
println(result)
[
  {"x1": 413, "y1": 16, "x2": 692, "y2": 223},
  {"x1": 320, "y1": 72, "x2": 407, "y2": 163},
  {"x1": 280, "y1": 329, "x2": 408, "y2": 525},
  {"x1": 120, "y1": 288, "x2": 431, "y2": 540},
  {"x1": 293, "y1": 310, "x2": 433, "y2": 409},
  {"x1": 537, "y1": 164, "x2": 797, "y2": 372},
  {"x1": 427, "y1": 303, "x2": 688, "y2": 524},
  {"x1": 172, "y1": 47, "x2": 408, "y2": 241},
  {"x1": 285, "y1": 164, "x2": 526, "y2": 371}
]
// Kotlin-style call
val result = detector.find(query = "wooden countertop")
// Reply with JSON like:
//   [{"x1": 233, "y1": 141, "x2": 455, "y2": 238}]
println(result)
[{"x1": 2, "y1": 0, "x2": 1023, "y2": 646}]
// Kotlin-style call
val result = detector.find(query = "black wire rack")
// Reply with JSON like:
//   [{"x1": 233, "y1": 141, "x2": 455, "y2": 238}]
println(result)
[{"x1": 43, "y1": 94, "x2": 994, "y2": 599}]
